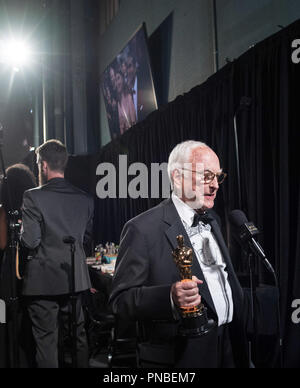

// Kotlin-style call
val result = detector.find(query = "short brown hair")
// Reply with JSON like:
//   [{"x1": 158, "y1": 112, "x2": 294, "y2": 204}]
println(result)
[{"x1": 36, "y1": 139, "x2": 68, "y2": 173}]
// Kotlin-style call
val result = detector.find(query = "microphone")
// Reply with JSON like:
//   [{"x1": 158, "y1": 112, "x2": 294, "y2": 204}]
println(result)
[{"x1": 228, "y1": 210, "x2": 275, "y2": 275}]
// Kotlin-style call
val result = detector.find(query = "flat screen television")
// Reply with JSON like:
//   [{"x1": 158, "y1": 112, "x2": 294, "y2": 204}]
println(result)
[{"x1": 101, "y1": 23, "x2": 157, "y2": 140}]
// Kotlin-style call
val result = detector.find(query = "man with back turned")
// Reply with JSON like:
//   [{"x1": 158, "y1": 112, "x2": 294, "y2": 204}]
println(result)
[
  {"x1": 20, "y1": 140, "x2": 94, "y2": 368},
  {"x1": 110, "y1": 140, "x2": 248, "y2": 368}
]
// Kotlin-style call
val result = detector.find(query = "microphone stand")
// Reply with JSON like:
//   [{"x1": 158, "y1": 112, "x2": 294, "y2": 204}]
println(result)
[
  {"x1": 266, "y1": 263, "x2": 283, "y2": 368},
  {"x1": 247, "y1": 243, "x2": 283, "y2": 368},
  {"x1": 233, "y1": 112, "x2": 242, "y2": 209},
  {"x1": 63, "y1": 236, "x2": 77, "y2": 368},
  {"x1": 247, "y1": 252, "x2": 258, "y2": 368},
  {"x1": 233, "y1": 97, "x2": 252, "y2": 276},
  {"x1": 233, "y1": 96, "x2": 252, "y2": 209},
  {"x1": 0, "y1": 125, "x2": 20, "y2": 368},
  {"x1": 233, "y1": 97, "x2": 251, "y2": 210}
]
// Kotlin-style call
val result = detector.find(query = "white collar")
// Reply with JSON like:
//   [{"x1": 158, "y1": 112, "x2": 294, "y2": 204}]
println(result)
[{"x1": 171, "y1": 192, "x2": 197, "y2": 227}]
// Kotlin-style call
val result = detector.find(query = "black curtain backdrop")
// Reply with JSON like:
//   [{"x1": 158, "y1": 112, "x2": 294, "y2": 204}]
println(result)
[{"x1": 67, "y1": 20, "x2": 300, "y2": 368}]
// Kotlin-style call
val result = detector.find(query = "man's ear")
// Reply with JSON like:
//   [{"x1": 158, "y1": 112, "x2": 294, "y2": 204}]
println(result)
[{"x1": 41, "y1": 161, "x2": 48, "y2": 172}]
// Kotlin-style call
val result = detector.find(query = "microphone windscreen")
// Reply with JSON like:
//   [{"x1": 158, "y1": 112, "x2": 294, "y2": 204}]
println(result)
[{"x1": 228, "y1": 210, "x2": 248, "y2": 227}]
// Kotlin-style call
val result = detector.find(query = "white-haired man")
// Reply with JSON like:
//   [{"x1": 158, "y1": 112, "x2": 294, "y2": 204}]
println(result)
[{"x1": 110, "y1": 140, "x2": 248, "y2": 368}]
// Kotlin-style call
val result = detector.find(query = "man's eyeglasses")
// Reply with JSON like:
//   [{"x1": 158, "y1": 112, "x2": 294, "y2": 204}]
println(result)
[{"x1": 181, "y1": 168, "x2": 227, "y2": 184}]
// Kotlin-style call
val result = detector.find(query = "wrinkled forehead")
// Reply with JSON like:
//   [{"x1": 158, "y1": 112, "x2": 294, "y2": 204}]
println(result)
[{"x1": 189, "y1": 147, "x2": 221, "y2": 171}]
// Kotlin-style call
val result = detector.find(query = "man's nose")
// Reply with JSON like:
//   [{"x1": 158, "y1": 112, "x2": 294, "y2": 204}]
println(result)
[{"x1": 209, "y1": 176, "x2": 219, "y2": 189}]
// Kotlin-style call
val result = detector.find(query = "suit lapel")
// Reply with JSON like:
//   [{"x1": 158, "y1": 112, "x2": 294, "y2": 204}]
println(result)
[
  {"x1": 210, "y1": 218, "x2": 236, "y2": 277},
  {"x1": 162, "y1": 199, "x2": 217, "y2": 316},
  {"x1": 210, "y1": 219, "x2": 230, "y2": 264},
  {"x1": 210, "y1": 217, "x2": 244, "y2": 306}
]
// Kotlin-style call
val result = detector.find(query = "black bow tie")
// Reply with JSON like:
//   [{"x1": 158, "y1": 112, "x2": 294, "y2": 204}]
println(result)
[{"x1": 192, "y1": 212, "x2": 212, "y2": 227}]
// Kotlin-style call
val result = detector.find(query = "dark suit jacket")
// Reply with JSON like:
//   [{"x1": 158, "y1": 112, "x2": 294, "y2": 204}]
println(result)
[
  {"x1": 110, "y1": 198, "x2": 249, "y2": 368},
  {"x1": 20, "y1": 178, "x2": 94, "y2": 296}
]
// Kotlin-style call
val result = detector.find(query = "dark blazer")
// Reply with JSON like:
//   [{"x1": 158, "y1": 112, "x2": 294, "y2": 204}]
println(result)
[
  {"x1": 110, "y1": 198, "x2": 248, "y2": 368},
  {"x1": 21, "y1": 178, "x2": 94, "y2": 296}
]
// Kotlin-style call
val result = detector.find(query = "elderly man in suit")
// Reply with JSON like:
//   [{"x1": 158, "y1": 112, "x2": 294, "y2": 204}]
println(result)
[
  {"x1": 110, "y1": 140, "x2": 248, "y2": 368},
  {"x1": 20, "y1": 140, "x2": 94, "y2": 368}
]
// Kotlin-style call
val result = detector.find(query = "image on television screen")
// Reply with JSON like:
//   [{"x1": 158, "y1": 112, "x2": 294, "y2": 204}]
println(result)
[{"x1": 101, "y1": 24, "x2": 158, "y2": 140}]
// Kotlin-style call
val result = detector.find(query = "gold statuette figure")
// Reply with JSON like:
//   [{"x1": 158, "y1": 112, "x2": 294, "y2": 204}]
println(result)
[{"x1": 172, "y1": 235, "x2": 215, "y2": 337}]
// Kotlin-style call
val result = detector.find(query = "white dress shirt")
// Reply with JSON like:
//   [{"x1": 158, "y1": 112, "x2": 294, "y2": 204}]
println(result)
[{"x1": 172, "y1": 193, "x2": 234, "y2": 326}]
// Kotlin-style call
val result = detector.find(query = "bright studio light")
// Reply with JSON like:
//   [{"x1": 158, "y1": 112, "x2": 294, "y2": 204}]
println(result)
[{"x1": 0, "y1": 39, "x2": 32, "y2": 69}]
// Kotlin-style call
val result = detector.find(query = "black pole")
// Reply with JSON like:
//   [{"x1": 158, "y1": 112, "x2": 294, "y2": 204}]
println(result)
[
  {"x1": 70, "y1": 242, "x2": 77, "y2": 369},
  {"x1": 0, "y1": 124, "x2": 20, "y2": 368},
  {"x1": 63, "y1": 236, "x2": 77, "y2": 368},
  {"x1": 9, "y1": 212, "x2": 21, "y2": 369},
  {"x1": 270, "y1": 269, "x2": 283, "y2": 368},
  {"x1": 246, "y1": 235, "x2": 283, "y2": 367},
  {"x1": 247, "y1": 245, "x2": 283, "y2": 368},
  {"x1": 233, "y1": 114, "x2": 242, "y2": 209},
  {"x1": 233, "y1": 97, "x2": 252, "y2": 210},
  {"x1": 212, "y1": 0, "x2": 219, "y2": 73},
  {"x1": 247, "y1": 252, "x2": 257, "y2": 367}
]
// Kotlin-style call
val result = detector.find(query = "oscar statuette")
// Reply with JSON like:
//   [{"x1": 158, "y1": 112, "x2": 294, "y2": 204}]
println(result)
[{"x1": 172, "y1": 235, "x2": 216, "y2": 337}]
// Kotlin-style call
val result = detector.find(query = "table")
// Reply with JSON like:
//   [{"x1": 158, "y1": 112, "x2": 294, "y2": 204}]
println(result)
[{"x1": 86, "y1": 257, "x2": 116, "y2": 275}]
